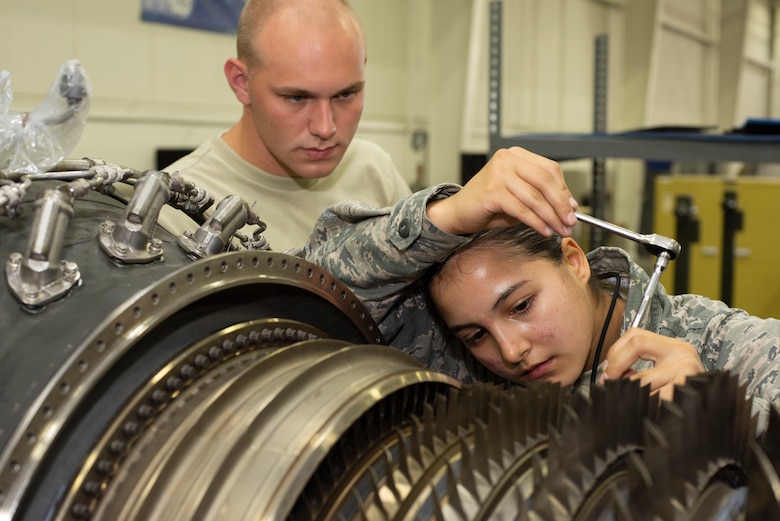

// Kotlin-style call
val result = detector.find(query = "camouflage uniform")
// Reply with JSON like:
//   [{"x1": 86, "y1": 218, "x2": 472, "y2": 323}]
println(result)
[
  {"x1": 582, "y1": 246, "x2": 779, "y2": 431},
  {"x1": 302, "y1": 184, "x2": 780, "y2": 424}
]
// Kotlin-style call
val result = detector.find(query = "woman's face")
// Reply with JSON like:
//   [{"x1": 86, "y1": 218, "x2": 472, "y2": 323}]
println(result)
[{"x1": 429, "y1": 238, "x2": 598, "y2": 386}]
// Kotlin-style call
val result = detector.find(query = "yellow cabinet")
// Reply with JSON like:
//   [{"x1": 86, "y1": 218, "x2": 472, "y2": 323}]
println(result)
[{"x1": 654, "y1": 175, "x2": 780, "y2": 319}]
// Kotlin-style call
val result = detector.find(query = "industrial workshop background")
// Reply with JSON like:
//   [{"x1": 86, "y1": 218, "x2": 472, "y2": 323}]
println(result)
[{"x1": 2, "y1": 0, "x2": 779, "y2": 316}]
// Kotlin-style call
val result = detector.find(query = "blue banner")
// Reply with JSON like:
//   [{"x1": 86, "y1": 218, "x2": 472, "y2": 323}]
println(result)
[{"x1": 142, "y1": 0, "x2": 246, "y2": 34}]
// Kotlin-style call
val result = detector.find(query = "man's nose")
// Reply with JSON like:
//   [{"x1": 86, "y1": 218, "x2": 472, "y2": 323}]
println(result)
[{"x1": 309, "y1": 100, "x2": 336, "y2": 140}]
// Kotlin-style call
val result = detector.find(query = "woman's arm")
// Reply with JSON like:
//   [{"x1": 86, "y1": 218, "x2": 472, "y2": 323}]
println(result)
[{"x1": 304, "y1": 146, "x2": 578, "y2": 290}]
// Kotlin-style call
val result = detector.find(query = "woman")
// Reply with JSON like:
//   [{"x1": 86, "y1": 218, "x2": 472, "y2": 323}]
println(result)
[
  {"x1": 425, "y1": 224, "x2": 778, "y2": 406},
  {"x1": 303, "y1": 147, "x2": 778, "y2": 425}
]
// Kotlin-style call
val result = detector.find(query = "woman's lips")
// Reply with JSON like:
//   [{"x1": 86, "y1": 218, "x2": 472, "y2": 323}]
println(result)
[{"x1": 523, "y1": 358, "x2": 552, "y2": 380}]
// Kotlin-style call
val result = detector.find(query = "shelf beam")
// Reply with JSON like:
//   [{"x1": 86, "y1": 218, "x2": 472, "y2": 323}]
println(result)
[{"x1": 492, "y1": 132, "x2": 780, "y2": 163}]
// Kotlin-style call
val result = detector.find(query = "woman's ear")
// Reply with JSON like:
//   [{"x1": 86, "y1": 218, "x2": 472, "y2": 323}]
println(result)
[
  {"x1": 224, "y1": 58, "x2": 251, "y2": 106},
  {"x1": 560, "y1": 237, "x2": 591, "y2": 283}
]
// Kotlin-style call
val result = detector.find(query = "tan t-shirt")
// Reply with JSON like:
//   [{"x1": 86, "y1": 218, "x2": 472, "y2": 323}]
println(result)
[{"x1": 157, "y1": 135, "x2": 411, "y2": 252}]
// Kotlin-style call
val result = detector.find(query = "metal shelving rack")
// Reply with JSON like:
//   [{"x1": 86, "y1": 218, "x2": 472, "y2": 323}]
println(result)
[
  {"x1": 487, "y1": 0, "x2": 780, "y2": 295},
  {"x1": 487, "y1": 1, "x2": 780, "y2": 163},
  {"x1": 487, "y1": 0, "x2": 780, "y2": 249}
]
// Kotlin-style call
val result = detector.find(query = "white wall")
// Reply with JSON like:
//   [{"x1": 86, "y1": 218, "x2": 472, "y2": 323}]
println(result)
[
  {"x1": 0, "y1": 0, "x2": 432, "y2": 186},
  {"x1": 2, "y1": 1, "x2": 236, "y2": 170},
  {"x1": 459, "y1": 0, "x2": 779, "y2": 248},
  {"x1": 2, "y1": 0, "x2": 777, "y2": 207}
]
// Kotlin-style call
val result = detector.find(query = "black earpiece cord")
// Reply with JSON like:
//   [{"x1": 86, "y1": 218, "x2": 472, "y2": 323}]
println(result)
[{"x1": 590, "y1": 271, "x2": 622, "y2": 390}]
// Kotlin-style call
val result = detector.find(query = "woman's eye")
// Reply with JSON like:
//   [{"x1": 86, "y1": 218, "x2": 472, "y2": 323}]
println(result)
[
  {"x1": 464, "y1": 330, "x2": 486, "y2": 346},
  {"x1": 513, "y1": 297, "x2": 533, "y2": 315}
]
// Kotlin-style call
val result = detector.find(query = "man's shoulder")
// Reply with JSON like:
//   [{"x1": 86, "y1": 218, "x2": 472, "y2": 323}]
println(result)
[
  {"x1": 338, "y1": 138, "x2": 401, "y2": 181},
  {"x1": 344, "y1": 137, "x2": 392, "y2": 161},
  {"x1": 163, "y1": 135, "x2": 229, "y2": 173}
]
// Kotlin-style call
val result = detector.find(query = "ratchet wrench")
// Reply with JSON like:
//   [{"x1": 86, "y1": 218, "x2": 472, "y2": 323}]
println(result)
[{"x1": 575, "y1": 212, "x2": 681, "y2": 328}]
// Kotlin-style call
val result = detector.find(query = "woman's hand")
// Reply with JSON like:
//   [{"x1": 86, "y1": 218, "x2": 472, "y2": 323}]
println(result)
[
  {"x1": 600, "y1": 328, "x2": 705, "y2": 401},
  {"x1": 426, "y1": 147, "x2": 578, "y2": 238}
]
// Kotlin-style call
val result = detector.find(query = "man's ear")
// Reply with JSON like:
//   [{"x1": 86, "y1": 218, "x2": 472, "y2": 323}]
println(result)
[
  {"x1": 560, "y1": 237, "x2": 591, "y2": 283},
  {"x1": 224, "y1": 58, "x2": 251, "y2": 106}
]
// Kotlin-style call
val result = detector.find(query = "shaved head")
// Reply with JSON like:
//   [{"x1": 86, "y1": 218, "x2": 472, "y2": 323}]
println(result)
[
  {"x1": 236, "y1": 0, "x2": 364, "y2": 69},
  {"x1": 222, "y1": 0, "x2": 368, "y2": 179}
]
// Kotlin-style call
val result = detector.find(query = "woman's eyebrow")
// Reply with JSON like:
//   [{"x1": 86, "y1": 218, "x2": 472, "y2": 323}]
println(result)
[
  {"x1": 447, "y1": 280, "x2": 529, "y2": 334},
  {"x1": 492, "y1": 281, "x2": 528, "y2": 312},
  {"x1": 449, "y1": 323, "x2": 478, "y2": 335}
]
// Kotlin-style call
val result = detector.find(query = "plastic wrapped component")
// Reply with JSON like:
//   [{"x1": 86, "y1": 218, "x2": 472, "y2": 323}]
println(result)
[{"x1": 0, "y1": 60, "x2": 92, "y2": 175}]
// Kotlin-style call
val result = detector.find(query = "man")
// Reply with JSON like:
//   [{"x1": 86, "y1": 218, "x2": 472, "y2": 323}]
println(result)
[{"x1": 159, "y1": 0, "x2": 411, "y2": 252}]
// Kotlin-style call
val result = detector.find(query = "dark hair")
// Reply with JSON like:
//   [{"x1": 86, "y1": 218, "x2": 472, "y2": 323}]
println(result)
[{"x1": 425, "y1": 223, "x2": 563, "y2": 291}]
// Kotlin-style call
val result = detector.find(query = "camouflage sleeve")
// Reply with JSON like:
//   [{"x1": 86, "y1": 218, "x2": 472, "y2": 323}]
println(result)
[
  {"x1": 597, "y1": 252, "x2": 780, "y2": 421},
  {"x1": 299, "y1": 184, "x2": 486, "y2": 382},
  {"x1": 301, "y1": 183, "x2": 468, "y2": 296},
  {"x1": 696, "y1": 308, "x2": 780, "y2": 437},
  {"x1": 703, "y1": 309, "x2": 780, "y2": 403},
  {"x1": 665, "y1": 293, "x2": 780, "y2": 403}
]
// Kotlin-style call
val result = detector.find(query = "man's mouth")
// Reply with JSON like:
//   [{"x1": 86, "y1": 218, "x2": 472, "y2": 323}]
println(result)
[{"x1": 302, "y1": 145, "x2": 337, "y2": 160}]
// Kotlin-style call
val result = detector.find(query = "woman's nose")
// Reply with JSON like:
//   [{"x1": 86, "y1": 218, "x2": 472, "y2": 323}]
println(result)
[{"x1": 496, "y1": 332, "x2": 529, "y2": 365}]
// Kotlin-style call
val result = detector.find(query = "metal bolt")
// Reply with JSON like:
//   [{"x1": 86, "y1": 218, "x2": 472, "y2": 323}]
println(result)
[
  {"x1": 100, "y1": 220, "x2": 115, "y2": 234},
  {"x1": 149, "y1": 238, "x2": 163, "y2": 255},
  {"x1": 62, "y1": 261, "x2": 79, "y2": 283},
  {"x1": 7, "y1": 252, "x2": 22, "y2": 271}
]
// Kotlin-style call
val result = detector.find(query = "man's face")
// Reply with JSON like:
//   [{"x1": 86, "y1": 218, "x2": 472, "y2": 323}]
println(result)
[{"x1": 243, "y1": 19, "x2": 366, "y2": 179}]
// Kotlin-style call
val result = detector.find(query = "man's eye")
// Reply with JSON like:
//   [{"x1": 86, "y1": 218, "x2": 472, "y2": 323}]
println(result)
[
  {"x1": 286, "y1": 95, "x2": 305, "y2": 103},
  {"x1": 336, "y1": 91, "x2": 356, "y2": 100}
]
